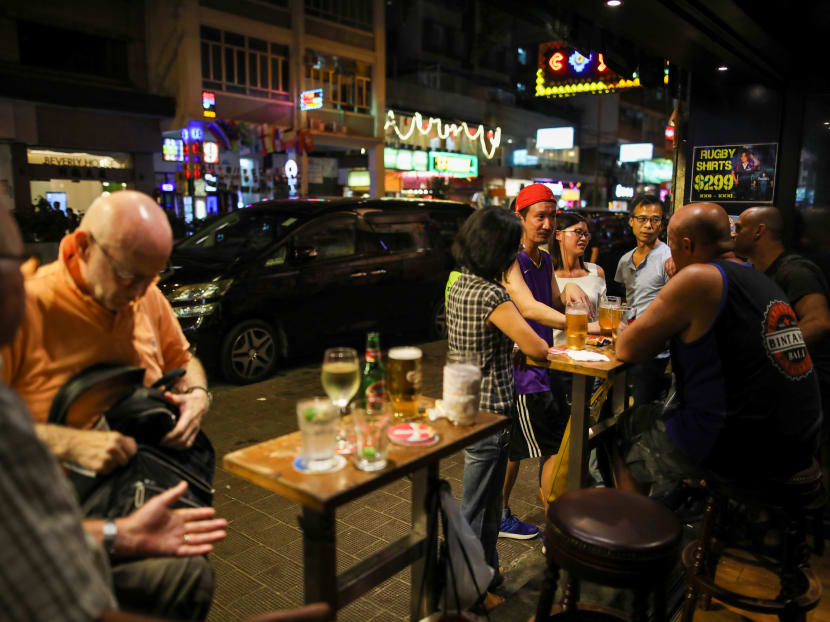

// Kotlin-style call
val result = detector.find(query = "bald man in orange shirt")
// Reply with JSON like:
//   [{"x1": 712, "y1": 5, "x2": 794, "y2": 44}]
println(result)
[{"x1": 1, "y1": 190, "x2": 211, "y2": 474}]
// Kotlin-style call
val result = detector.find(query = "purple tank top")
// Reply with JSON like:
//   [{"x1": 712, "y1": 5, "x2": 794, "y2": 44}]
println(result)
[{"x1": 513, "y1": 250, "x2": 554, "y2": 394}]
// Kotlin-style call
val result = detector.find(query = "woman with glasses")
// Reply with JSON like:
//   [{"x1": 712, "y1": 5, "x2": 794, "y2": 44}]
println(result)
[{"x1": 550, "y1": 212, "x2": 607, "y2": 346}]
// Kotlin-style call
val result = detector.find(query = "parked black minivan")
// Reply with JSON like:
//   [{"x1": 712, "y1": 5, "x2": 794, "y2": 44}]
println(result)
[{"x1": 159, "y1": 198, "x2": 473, "y2": 384}]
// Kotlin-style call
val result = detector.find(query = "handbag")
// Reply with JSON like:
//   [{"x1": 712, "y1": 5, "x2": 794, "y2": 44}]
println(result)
[{"x1": 48, "y1": 363, "x2": 215, "y2": 518}]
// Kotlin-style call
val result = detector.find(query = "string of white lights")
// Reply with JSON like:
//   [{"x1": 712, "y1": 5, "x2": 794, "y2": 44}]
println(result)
[{"x1": 384, "y1": 110, "x2": 502, "y2": 159}]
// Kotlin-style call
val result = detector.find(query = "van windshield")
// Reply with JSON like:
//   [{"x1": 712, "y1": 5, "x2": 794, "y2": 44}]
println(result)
[{"x1": 176, "y1": 211, "x2": 305, "y2": 261}]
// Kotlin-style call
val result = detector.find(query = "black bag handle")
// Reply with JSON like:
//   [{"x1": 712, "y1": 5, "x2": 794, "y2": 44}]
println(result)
[{"x1": 151, "y1": 368, "x2": 186, "y2": 391}]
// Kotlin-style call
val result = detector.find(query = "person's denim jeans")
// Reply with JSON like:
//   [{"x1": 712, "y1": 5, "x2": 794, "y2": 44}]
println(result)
[{"x1": 461, "y1": 428, "x2": 509, "y2": 574}]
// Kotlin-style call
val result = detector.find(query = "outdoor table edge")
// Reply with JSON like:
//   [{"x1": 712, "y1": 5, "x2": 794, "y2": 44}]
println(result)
[
  {"x1": 222, "y1": 412, "x2": 509, "y2": 513},
  {"x1": 526, "y1": 352, "x2": 628, "y2": 378}
]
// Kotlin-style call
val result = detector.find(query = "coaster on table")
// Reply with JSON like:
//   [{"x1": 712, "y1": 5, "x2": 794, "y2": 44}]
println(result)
[
  {"x1": 388, "y1": 422, "x2": 439, "y2": 447},
  {"x1": 292, "y1": 454, "x2": 347, "y2": 474}
]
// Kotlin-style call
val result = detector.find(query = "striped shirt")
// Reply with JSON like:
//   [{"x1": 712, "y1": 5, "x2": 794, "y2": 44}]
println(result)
[
  {"x1": 447, "y1": 270, "x2": 515, "y2": 415},
  {"x1": 0, "y1": 382, "x2": 116, "y2": 621}
]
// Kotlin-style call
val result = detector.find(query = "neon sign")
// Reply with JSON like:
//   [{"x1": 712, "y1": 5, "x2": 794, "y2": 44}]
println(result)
[
  {"x1": 284, "y1": 159, "x2": 298, "y2": 196},
  {"x1": 300, "y1": 88, "x2": 323, "y2": 111},
  {"x1": 428, "y1": 151, "x2": 478, "y2": 177},
  {"x1": 384, "y1": 109, "x2": 501, "y2": 159},
  {"x1": 202, "y1": 91, "x2": 216, "y2": 118},
  {"x1": 536, "y1": 42, "x2": 641, "y2": 98},
  {"x1": 203, "y1": 141, "x2": 219, "y2": 164},
  {"x1": 162, "y1": 138, "x2": 183, "y2": 162}
]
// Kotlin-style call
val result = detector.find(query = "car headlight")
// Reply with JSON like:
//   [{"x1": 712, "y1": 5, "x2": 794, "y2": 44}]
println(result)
[
  {"x1": 173, "y1": 303, "x2": 220, "y2": 318},
  {"x1": 166, "y1": 279, "x2": 233, "y2": 303}
]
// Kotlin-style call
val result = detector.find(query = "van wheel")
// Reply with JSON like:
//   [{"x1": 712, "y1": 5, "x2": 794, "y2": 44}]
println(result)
[
  {"x1": 220, "y1": 320, "x2": 279, "y2": 384},
  {"x1": 428, "y1": 297, "x2": 448, "y2": 340}
]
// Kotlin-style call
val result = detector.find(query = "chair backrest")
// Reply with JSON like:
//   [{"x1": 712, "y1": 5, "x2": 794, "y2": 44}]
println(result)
[{"x1": 243, "y1": 603, "x2": 333, "y2": 622}]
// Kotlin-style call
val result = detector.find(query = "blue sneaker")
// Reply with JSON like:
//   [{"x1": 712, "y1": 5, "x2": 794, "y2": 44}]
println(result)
[{"x1": 498, "y1": 507, "x2": 540, "y2": 539}]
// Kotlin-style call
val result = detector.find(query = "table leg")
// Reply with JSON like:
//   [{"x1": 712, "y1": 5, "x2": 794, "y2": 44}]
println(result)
[
  {"x1": 301, "y1": 506, "x2": 338, "y2": 615},
  {"x1": 411, "y1": 463, "x2": 439, "y2": 621},
  {"x1": 567, "y1": 373, "x2": 589, "y2": 490},
  {"x1": 612, "y1": 369, "x2": 627, "y2": 416}
]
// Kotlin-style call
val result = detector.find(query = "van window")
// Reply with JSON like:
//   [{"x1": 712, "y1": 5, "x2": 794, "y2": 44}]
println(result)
[
  {"x1": 372, "y1": 221, "x2": 430, "y2": 253},
  {"x1": 294, "y1": 215, "x2": 357, "y2": 259},
  {"x1": 178, "y1": 211, "x2": 300, "y2": 260}
]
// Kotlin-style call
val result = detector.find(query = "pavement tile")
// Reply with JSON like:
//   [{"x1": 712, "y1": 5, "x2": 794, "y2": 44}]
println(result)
[
  {"x1": 369, "y1": 517, "x2": 411, "y2": 543},
  {"x1": 337, "y1": 498, "x2": 366, "y2": 520},
  {"x1": 379, "y1": 499, "x2": 412, "y2": 522},
  {"x1": 231, "y1": 509, "x2": 280, "y2": 538},
  {"x1": 223, "y1": 479, "x2": 275, "y2": 504},
  {"x1": 338, "y1": 596, "x2": 388, "y2": 622},
  {"x1": 342, "y1": 506, "x2": 387, "y2": 531},
  {"x1": 212, "y1": 557, "x2": 266, "y2": 609},
  {"x1": 258, "y1": 520, "x2": 303, "y2": 548},
  {"x1": 214, "y1": 498, "x2": 258, "y2": 525},
  {"x1": 361, "y1": 490, "x2": 400, "y2": 509},
  {"x1": 226, "y1": 542, "x2": 291, "y2": 575},
  {"x1": 225, "y1": 586, "x2": 300, "y2": 619},
  {"x1": 212, "y1": 527, "x2": 259, "y2": 559},
  {"x1": 205, "y1": 602, "x2": 241, "y2": 622},
  {"x1": 366, "y1": 577, "x2": 411, "y2": 619},
  {"x1": 337, "y1": 526, "x2": 383, "y2": 555},
  {"x1": 336, "y1": 551, "x2": 360, "y2": 573},
  {"x1": 254, "y1": 559, "x2": 304, "y2": 594}
]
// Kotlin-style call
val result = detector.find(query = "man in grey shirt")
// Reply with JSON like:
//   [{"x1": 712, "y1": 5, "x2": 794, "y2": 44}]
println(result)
[{"x1": 615, "y1": 194, "x2": 672, "y2": 405}]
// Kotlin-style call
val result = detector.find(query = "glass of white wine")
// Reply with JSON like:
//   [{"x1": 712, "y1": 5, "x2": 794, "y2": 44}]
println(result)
[{"x1": 321, "y1": 347, "x2": 360, "y2": 454}]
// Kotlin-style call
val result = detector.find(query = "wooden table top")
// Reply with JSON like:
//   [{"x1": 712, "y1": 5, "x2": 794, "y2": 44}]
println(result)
[
  {"x1": 223, "y1": 400, "x2": 509, "y2": 513},
  {"x1": 527, "y1": 345, "x2": 627, "y2": 378}
]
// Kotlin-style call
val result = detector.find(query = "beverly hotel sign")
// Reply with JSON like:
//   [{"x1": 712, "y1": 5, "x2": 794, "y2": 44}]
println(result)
[{"x1": 27, "y1": 149, "x2": 132, "y2": 169}]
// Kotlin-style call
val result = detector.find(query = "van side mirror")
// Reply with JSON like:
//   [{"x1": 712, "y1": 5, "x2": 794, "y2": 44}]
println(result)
[{"x1": 293, "y1": 245, "x2": 318, "y2": 264}]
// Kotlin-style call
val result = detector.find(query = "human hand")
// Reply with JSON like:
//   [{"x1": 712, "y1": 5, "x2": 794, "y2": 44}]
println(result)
[
  {"x1": 512, "y1": 345, "x2": 529, "y2": 371},
  {"x1": 66, "y1": 429, "x2": 137, "y2": 474},
  {"x1": 664, "y1": 256, "x2": 677, "y2": 278},
  {"x1": 119, "y1": 481, "x2": 227, "y2": 557},
  {"x1": 161, "y1": 390, "x2": 209, "y2": 449},
  {"x1": 562, "y1": 283, "x2": 595, "y2": 318}
]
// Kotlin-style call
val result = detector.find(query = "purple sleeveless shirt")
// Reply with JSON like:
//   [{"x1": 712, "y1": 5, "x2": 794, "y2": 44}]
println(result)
[{"x1": 513, "y1": 249, "x2": 554, "y2": 394}]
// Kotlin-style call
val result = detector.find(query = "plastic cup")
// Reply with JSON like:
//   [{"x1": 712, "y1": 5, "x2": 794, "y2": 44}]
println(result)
[
  {"x1": 296, "y1": 397, "x2": 338, "y2": 472},
  {"x1": 443, "y1": 351, "x2": 482, "y2": 426}
]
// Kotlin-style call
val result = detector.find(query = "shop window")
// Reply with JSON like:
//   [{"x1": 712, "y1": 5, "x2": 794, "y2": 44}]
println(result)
[
  {"x1": 200, "y1": 26, "x2": 289, "y2": 99},
  {"x1": 305, "y1": 50, "x2": 372, "y2": 112},
  {"x1": 294, "y1": 216, "x2": 357, "y2": 260},
  {"x1": 17, "y1": 20, "x2": 128, "y2": 81}
]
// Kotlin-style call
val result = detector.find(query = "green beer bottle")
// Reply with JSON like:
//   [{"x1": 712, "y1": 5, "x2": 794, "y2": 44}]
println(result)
[{"x1": 361, "y1": 332, "x2": 386, "y2": 414}]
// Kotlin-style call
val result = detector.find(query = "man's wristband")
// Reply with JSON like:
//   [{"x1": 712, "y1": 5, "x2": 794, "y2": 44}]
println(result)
[
  {"x1": 186, "y1": 385, "x2": 213, "y2": 408},
  {"x1": 102, "y1": 519, "x2": 118, "y2": 555}
]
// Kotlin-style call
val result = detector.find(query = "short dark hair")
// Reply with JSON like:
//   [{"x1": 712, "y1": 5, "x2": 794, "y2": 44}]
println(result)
[
  {"x1": 453, "y1": 206, "x2": 522, "y2": 281},
  {"x1": 631, "y1": 193, "x2": 664, "y2": 215},
  {"x1": 551, "y1": 211, "x2": 588, "y2": 271}
]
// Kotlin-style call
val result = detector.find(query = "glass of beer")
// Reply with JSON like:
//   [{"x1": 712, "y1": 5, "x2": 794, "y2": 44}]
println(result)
[
  {"x1": 616, "y1": 305, "x2": 638, "y2": 341},
  {"x1": 598, "y1": 296, "x2": 622, "y2": 344},
  {"x1": 565, "y1": 300, "x2": 588, "y2": 350},
  {"x1": 387, "y1": 346, "x2": 423, "y2": 421}
]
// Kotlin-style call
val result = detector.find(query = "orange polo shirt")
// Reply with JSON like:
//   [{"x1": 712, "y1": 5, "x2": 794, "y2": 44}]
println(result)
[{"x1": 1, "y1": 232, "x2": 192, "y2": 424}]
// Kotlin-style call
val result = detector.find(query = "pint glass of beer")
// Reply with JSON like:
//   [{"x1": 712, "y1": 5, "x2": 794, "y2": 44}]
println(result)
[
  {"x1": 387, "y1": 346, "x2": 423, "y2": 420},
  {"x1": 598, "y1": 296, "x2": 622, "y2": 343},
  {"x1": 565, "y1": 300, "x2": 588, "y2": 350}
]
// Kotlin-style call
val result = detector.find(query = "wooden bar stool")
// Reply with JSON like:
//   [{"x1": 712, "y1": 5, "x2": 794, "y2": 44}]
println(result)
[
  {"x1": 681, "y1": 459, "x2": 826, "y2": 622},
  {"x1": 536, "y1": 488, "x2": 682, "y2": 622}
]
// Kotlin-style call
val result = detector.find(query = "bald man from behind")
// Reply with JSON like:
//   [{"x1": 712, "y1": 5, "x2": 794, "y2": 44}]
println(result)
[
  {"x1": 735, "y1": 206, "x2": 830, "y2": 482},
  {"x1": 613, "y1": 203, "x2": 822, "y2": 501},
  {"x1": 2, "y1": 190, "x2": 211, "y2": 469}
]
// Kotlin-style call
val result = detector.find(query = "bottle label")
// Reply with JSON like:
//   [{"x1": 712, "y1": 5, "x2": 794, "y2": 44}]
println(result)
[
  {"x1": 366, "y1": 379, "x2": 386, "y2": 414},
  {"x1": 366, "y1": 348, "x2": 381, "y2": 363}
]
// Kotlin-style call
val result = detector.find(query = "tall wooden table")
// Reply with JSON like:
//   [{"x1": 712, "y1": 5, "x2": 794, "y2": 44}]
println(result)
[
  {"x1": 528, "y1": 346, "x2": 628, "y2": 490},
  {"x1": 223, "y1": 403, "x2": 508, "y2": 621}
]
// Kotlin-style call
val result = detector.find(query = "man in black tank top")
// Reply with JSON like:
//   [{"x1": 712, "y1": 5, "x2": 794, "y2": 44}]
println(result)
[{"x1": 613, "y1": 203, "x2": 821, "y2": 496}]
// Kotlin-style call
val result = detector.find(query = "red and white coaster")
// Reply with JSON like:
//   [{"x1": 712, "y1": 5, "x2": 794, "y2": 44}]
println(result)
[{"x1": 388, "y1": 422, "x2": 439, "y2": 447}]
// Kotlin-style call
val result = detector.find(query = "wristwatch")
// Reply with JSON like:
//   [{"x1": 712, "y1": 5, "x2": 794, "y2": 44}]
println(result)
[
  {"x1": 186, "y1": 385, "x2": 213, "y2": 409},
  {"x1": 102, "y1": 519, "x2": 118, "y2": 555}
]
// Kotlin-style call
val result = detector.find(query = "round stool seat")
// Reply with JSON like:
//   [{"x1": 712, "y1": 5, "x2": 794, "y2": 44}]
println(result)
[{"x1": 546, "y1": 488, "x2": 682, "y2": 589}]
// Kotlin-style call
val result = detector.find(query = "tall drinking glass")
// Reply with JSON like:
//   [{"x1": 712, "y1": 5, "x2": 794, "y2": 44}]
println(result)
[
  {"x1": 387, "y1": 346, "x2": 423, "y2": 421},
  {"x1": 565, "y1": 300, "x2": 588, "y2": 350},
  {"x1": 321, "y1": 347, "x2": 360, "y2": 453},
  {"x1": 296, "y1": 397, "x2": 338, "y2": 472},
  {"x1": 616, "y1": 305, "x2": 638, "y2": 341},
  {"x1": 599, "y1": 296, "x2": 622, "y2": 343}
]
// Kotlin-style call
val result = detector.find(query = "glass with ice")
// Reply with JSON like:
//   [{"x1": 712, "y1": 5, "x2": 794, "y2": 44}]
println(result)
[
  {"x1": 353, "y1": 404, "x2": 391, "y2": 472},
  {"x1": 296, "y1": 397, "x2": 338, "y2": 472}
]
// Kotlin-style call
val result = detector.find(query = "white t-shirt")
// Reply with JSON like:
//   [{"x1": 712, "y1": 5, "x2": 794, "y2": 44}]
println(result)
[{"x1": 553, "y1": 262, "x2": 607, "y2": 346}]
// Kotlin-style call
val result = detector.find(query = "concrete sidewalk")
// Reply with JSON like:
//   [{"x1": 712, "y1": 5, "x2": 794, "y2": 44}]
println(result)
[{"x1": 204, "y1": 339, "x2": 547, "y2": 621}]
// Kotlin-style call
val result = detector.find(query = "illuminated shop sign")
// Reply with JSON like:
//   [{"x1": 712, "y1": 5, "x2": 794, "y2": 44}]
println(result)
[
  {"x1": 513, "y1": 149, "x2": 539, "y2": 166},
  {"x1": 640, "y1": 159, "x2": 674, "y2": 183},
  {"x1": 203, "y1": 141, "x2": 219, "y2": 164},
  {"x1": 202, "y1": 91, "x2": 216, "y2": 118},
  {"x1": 536, "y1": 127, "x2": 574, "y2": 150},
  {"x1": 300, "y1": 88, "x2": 324, "y2": 110},
  {"x1": 428, "y1": 152, "x2": 479, "y2": 177},
  {"x1": 614, "y1": 184, "x2": 635, "y2": 199},
  {"x1": 27, "y1": 148, "x2": 132, "y2": 169},
  {"x1": 385, "y1": 109, "x2": 501, "y2": 159},
  {"x1": 348, "y1": 170, "x2": 371, "y2": 187},
  {"x1": 619, "y1": 143, "x2": 654, "y2": 162},
  {"x1": 536, "y1": 41, "x2": 641, "y2": 98},
  {"x1": 384, "y1": 148, "x2": 428, "y2": 172},
  {"x1": 162, "y1": 139, "x2": 184, "y2": 162},
  {"x1": 161, "y1": 182, "x2": 175, "y2": 192}
]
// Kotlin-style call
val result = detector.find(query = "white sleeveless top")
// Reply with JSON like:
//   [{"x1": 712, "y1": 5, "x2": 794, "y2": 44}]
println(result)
[{"x1": 553, "y1": 262, "x2": 607, "y2": 346}]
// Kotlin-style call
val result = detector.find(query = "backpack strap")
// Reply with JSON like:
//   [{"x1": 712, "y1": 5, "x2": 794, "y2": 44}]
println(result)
[{"x1": 48, "y1": 364, "x2": 146, "y2": 427}]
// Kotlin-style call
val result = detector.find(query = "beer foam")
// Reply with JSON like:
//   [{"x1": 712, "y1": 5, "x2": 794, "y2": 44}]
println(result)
[
  {"x1": 566, "y1": 309, "x2": 588, "y2": 315},
  {"x1": 389, "y1": 346, "x2": 422, "y2": 360}
]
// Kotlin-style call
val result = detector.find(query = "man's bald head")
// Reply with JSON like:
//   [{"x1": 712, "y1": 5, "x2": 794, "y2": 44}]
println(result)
[
  {"x1": 668, "y1": 202, "x2": 733, "y2": 270},
  {"x1": 733, "y1": 206, "x2": 785, "y2": 260},
  {"x1": 76, "y1": 191, "x2": 172, "y2": 312},
  {"x1": 740, "y1": 207, "x2": 783, "y2": 241},
  {"x1": 0, "y1": 203, "x2": 25, "y2": 347}
]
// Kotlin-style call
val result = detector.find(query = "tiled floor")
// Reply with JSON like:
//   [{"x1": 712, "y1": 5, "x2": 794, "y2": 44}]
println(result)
[{"x1": 204, "y1": 339, "x2": 546, "y2": 621}]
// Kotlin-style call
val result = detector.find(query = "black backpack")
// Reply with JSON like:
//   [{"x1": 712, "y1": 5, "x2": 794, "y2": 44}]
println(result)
[{"x1": 48, "y1": 363, "x2": 215, "y2": 518}]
